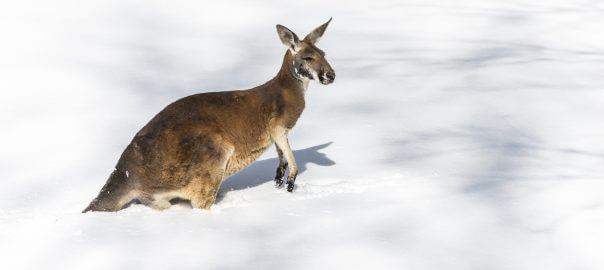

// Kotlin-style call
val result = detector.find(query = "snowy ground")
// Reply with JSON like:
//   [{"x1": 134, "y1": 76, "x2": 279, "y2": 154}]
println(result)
[{"x1": 2, "y1": 0, "x2": 604, "y2": 269}]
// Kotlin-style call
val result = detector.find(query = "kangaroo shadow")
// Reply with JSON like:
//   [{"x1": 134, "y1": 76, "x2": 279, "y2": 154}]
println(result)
[{"x1": 217, "y1": 142, "x2": 335, "y2": 197}]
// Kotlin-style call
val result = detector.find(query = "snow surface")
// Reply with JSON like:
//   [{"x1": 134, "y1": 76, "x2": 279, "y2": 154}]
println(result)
[{"x1": 2, "y1": 0, "x2": 604, "y2": 269}]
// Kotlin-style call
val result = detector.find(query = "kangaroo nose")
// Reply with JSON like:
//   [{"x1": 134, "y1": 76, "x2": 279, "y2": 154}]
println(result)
[
  {"x1": 326, "y1": 72, "x2": 335, "y2": 81},
  {"x1": 319, "y1": 70, "x2": 335, "y2": 85}
]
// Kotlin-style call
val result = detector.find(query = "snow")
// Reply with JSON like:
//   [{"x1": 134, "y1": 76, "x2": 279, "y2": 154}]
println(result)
[{"x1": 1, "y1": 0, "x2": 604, "y2": 269}]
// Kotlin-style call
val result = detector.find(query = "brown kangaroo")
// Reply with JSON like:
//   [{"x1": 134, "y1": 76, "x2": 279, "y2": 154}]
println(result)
[{"x1": 83, "y1": 19, "x2": 335, "y2": 212}]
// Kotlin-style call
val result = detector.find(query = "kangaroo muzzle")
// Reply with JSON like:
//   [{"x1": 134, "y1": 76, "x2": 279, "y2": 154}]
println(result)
[{"x1": 319, "y1": 70, "x2": 335, "y2": 85}]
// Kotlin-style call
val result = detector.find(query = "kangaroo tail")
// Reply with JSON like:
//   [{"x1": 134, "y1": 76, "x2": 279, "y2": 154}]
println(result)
[{"x1": 82, "y1": 169, "x2": 135, "y2": 213}]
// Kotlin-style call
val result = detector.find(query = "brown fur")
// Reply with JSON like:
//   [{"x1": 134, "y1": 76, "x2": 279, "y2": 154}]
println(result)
[{"x1": 83, "y1": 19, "x2": 334, "y2": 212}]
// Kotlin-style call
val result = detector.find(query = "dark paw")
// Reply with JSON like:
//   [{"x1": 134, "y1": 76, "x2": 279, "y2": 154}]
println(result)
[
  {"x1": 275, "y1": 178, "x2": 284, "y2": 187},
  {"x1": 287, "y1": 182, "x2": 295, "y2": 192}
]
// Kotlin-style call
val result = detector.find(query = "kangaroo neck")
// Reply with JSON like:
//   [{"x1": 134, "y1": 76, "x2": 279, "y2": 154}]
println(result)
[{"x1": 274, "y1": 50, "x2": 309, "y2": 92}]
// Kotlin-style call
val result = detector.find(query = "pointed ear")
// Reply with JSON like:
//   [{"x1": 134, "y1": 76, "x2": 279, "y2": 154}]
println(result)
[
  {"x1": 276, "y1": 24, "x2": 300, "y2": 52},
  {"x1": 304, "y1": 18, "x2": 332, "y2": 44}
]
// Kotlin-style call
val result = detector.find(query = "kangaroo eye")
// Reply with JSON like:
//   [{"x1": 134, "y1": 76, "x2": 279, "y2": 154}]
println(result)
[{"x1": 303, "y1": 57, "x2": 314, "y2": 61}]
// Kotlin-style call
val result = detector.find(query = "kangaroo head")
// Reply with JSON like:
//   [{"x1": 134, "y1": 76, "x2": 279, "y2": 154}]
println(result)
[{"x1": 276, "y1": 18, "x2": 335, "y2": 85}]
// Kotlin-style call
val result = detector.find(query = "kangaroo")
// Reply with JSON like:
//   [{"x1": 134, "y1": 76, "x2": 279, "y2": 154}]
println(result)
[{"x1": 83, "y1": 19, "x2": 335, "y2": 212}]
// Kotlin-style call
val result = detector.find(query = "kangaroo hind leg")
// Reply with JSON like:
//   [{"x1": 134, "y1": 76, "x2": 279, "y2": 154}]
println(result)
[
  {"x1": 188, "y1": 142, "x2": 233, "y2": 210},
  {"x1": 138, "y1": 194, "x2": 172, "y2": 210}
]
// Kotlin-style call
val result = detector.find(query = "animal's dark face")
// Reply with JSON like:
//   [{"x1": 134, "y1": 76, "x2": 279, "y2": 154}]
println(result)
[
  {"x1": 276, "y1": 18, "x2": 335, "y2": 85},
  {"x1": 292, "y1": 42, "x2": 335, "y2": 85}
]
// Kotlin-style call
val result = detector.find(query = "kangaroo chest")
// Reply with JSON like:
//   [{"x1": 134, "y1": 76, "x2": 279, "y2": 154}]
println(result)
[
  {"x1": 273, "y1": 89, "x2": 306, "y2": 129},
  {"x1": 223, "y1": 90, "x2": 305, "y2": 177}
]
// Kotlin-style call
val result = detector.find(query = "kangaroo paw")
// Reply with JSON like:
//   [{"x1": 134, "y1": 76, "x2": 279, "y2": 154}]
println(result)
[{"x1": 275, "y1": 178, "x2": 284, "y2": 187}]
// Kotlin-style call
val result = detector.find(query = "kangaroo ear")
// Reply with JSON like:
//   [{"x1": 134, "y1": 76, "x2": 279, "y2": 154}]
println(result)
[
  {"x1": 304, "y1": 18, "x2": 332, "y2": 44},
  {"x1": 276, "y1": 24, "x2": 301, "y2": 52}
]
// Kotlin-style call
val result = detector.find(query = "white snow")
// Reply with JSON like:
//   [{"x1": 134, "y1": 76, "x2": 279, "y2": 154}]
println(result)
[{"x1": 1, "y1": 0, "x2": 604, "y2": 269}]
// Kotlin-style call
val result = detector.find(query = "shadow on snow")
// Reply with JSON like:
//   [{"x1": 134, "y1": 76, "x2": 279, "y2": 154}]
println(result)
[{"x1": 217, "y1": 142, "x2": 335, "y2": 198}]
